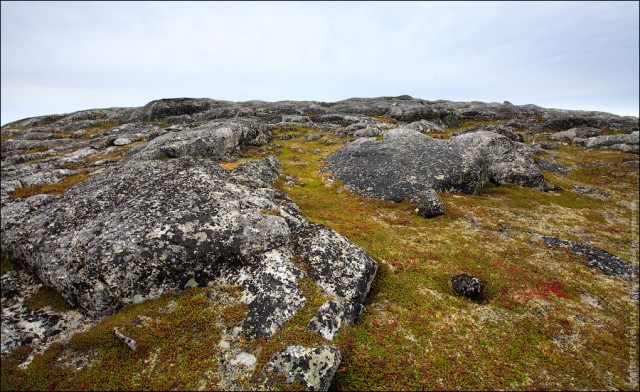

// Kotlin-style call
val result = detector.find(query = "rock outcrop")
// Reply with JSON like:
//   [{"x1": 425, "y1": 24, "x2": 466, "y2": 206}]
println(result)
[
  {"x1": 325, "y1": 128, "x2": 548, "y2": 217},
  {"x1": 1, "y1": 95, "x2": 638, "y2": 390}
]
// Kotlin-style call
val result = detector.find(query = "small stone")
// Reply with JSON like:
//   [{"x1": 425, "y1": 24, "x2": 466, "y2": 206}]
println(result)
[
  {"x1": 113, "y1": 138, "x2": 132, "y2": 146},
  {"x1": 218, "y1": 339, "x2": 230, "y2": 350},
  {"x1": 114, "y1": 327, "x2": 137, "y2": 350},
  {"x1": 228, "y1": 352, "x2": 256, "y2": 368},
  {"x1": 451, "y1": 274, "x2": 482, "y2": 299}
]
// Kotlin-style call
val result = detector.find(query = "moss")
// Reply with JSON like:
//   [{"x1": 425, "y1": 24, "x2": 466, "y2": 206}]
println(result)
[
  {"x1": 20, "y1": 145, "x2": 49, "y2": 155},
  {"x1": 219, "y1": 161, "x2": 241, "y2": 171},
  {"x1": 79, "y1": 120, "x2": 120, "y2": 139},
  {"x1": 1, "y1": 248, "x2": 13, "y2": 274},
  {"x1": 83, "y1": 141, "x2": 146, "y2": 163},
  {"x1": 143, "y1": 120, "x2": 172, "y2": 128},
  {"x1": 372, "y1": 115, "x2": 396, "y2": 124},
  {"x1": 8, "y1": 170, "x2": 93, "y2": 199},
  {"x1": 24, "y1": 286, "x2": 74, "y2": 312},
  {"x1": 260, "y1": 209, "x2": 282, "y2": 217},
  {"x1": 221, "y1": 302, "x2": 249, "y2": 327}
]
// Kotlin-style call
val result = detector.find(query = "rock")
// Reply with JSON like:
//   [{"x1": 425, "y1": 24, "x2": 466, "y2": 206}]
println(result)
[
  {"x1": 128, "y1": 98, "x2": 215, "y2": 121},
  {"x1": 282, "y1": 115, "x2": 312, "y2": 124},
  {"x1": 353, "y1": 126, "x2": 382, "y2": 138},
  {"x1": 114, "y1": 327, "x2": 137, "y2": 350},
  {"x1": 267, "y1": 345, "x2": 342, "y2": 391},
  {"x1": 541, "y1": 236, "x2": 638, "y2": 276},
  {"x1": 584, "y1": 133, "x2": 639, "y2": 151},
  {"x1": 325, "y1": 129, "x2": 485, "y2": 207},
  {"x1": 548, "y1": 127, "x2": 601, "y2": 141},
  {"x1": 404, "y1": 119, "x2": 445, "y2": 133},
  {"x1": 325, "y1": 129, "x2": 547, "y2": 217},
  {"x1": 113, "y1": 138, "x2": 132, "y2": 146},
  {"x1": 293, "y1": 224, "x2": 378, "y2": 304},
  {"x1": 1, "y1": 270, "x2": 90, "y2": 362},
  {"x1": 228, "y1": 351, "x2": 257, "y2": 368},
  {"x1": 452, "y1": 124, "x2": 524, "y2": 142},
  {"x1": 573, "y1": 185, "x2": 610, "y2": 196},
  {"x1": 60, "y1": 147, "x2": 97, "y2": 162},
  {"x1": 535, "y1": 158, "x2": 571, "y2": 175},
  {"x1": 307, "y1": 300, "x2": 364, "y2": 340},
  {"x1": 2, "y1": 155, "x2": 377, "y2": 344},
  {"x1": 415, "y1": 188, "x2": 446, "y2": 218},
  {"x1": 535, "y1": 141, "x2": 560, "y2": 150},
  {"x1": 131, "y1": 118, "x2": 270, "y2": 160},
  {"x1": 305, "y1": 134, "x2": 322, "y2": 142},
  {"x1": 451, "y1": 274, "x2": 482, "y2": 299},
  {"x1": 453, "y1": 131, "x2": 549, "y2": 190}
]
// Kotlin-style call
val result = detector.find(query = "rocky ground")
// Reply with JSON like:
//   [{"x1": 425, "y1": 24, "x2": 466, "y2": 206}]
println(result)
[{"x1": 1, "y1": 96, "x2": 638, "y2": 390}]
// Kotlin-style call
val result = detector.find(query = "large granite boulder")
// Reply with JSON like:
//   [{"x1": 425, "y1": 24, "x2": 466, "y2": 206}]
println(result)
[
  {"x1": 325, "y1": 129, "x2": 548, "y2": 217},
  {"x1": 1, "y1": 157, "x2": 377, "y2": 339}
]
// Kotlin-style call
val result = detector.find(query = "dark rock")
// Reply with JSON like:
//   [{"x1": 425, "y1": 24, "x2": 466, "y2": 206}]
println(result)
[
  {"x1": 267, "y1": 345, "x2": 342, "y2": 391},
  {"x1": 541, "y1": 236, "x2": 638, "y2": 276},
  {"x1": 325, "y1": 129, "x2": 547, "y2": 217},
  {"x1": 451, "y1": 274, "x2": 482, "y2": 299},
  {"x1": 535, "y1": 158, "x2": 571, "y2": 175},
  {"x1": 573, "y1": 185, "x2": 610, "y2": 196},
  {"x1": 325, "y1": 129, "x2": 485, "y2": 215},
  {"x1": 128, "y1": 98, "x2": 215, "y2": 121},
  {"x1": 536, "y1": 141, "x2": 560, "y2": 150}
]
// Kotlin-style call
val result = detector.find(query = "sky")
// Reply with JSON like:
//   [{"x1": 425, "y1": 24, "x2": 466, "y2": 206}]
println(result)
[{"x1": 1, "y1": 1, "x2": 638, "y2": 125}]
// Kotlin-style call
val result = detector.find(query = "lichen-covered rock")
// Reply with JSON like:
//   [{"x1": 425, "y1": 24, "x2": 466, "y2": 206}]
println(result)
[
  {"x1": 584, "y1": 133, "x2": 639, "y2": 153},
  {"x1": 1, "y1": 156, "x2": 377, "y2": 326},
  {"x1": 404, "y1": 119, "x2": 445, "y2": 133},
  {"x1": 293, "y1": 224, "x2": 378, "y2": 304},
  {"x1": 453, "y1": 131, "x2": 548, "y2": 190},
  {"x1": 307, "y1": 300, "x2": 364, "y2": 340},
  {"x1": 131, "y1": 118, "x2": 270, "y2": 160},
  {"x1": 451, "y1": 274, "x2": 482, "y2": 299},
  {"x1": 127, "y1": 98, "x2": 215, "y2": 121},
  {"x1": 548, "y1": 127, "x2": 601, "y2": 141},
  {"x1": 325, "y1": 129, "x2": 547, "y2": 217},
  {"x1": 452, "y1": 123, "x2": 524, "y2": 142},
  {"x1": 1, "y1": 271, "x2": 91, "y2": 360},
  {"x1": 267, "y1": 345, "x2": 342, "y2": 391}
]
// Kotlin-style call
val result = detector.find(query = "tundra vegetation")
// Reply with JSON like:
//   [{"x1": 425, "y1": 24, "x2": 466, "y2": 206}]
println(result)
[{"x1": 1, "y1": 97, "x2": 638, "y2": 391}]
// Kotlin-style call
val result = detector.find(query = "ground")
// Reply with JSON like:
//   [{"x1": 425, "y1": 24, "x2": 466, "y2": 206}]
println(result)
[{"x1": 1, "y1": 119, "x2": 638, "y2": 391}]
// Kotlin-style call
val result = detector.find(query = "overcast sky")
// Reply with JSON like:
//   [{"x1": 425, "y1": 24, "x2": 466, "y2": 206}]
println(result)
[{"x1": 1, "y1": 1, "x2": 638, "y2": 125}]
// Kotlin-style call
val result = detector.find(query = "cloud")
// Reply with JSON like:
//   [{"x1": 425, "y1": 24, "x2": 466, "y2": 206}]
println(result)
[{"x1": 1, "y1": 1, "x2": 638, "y2": 124}]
